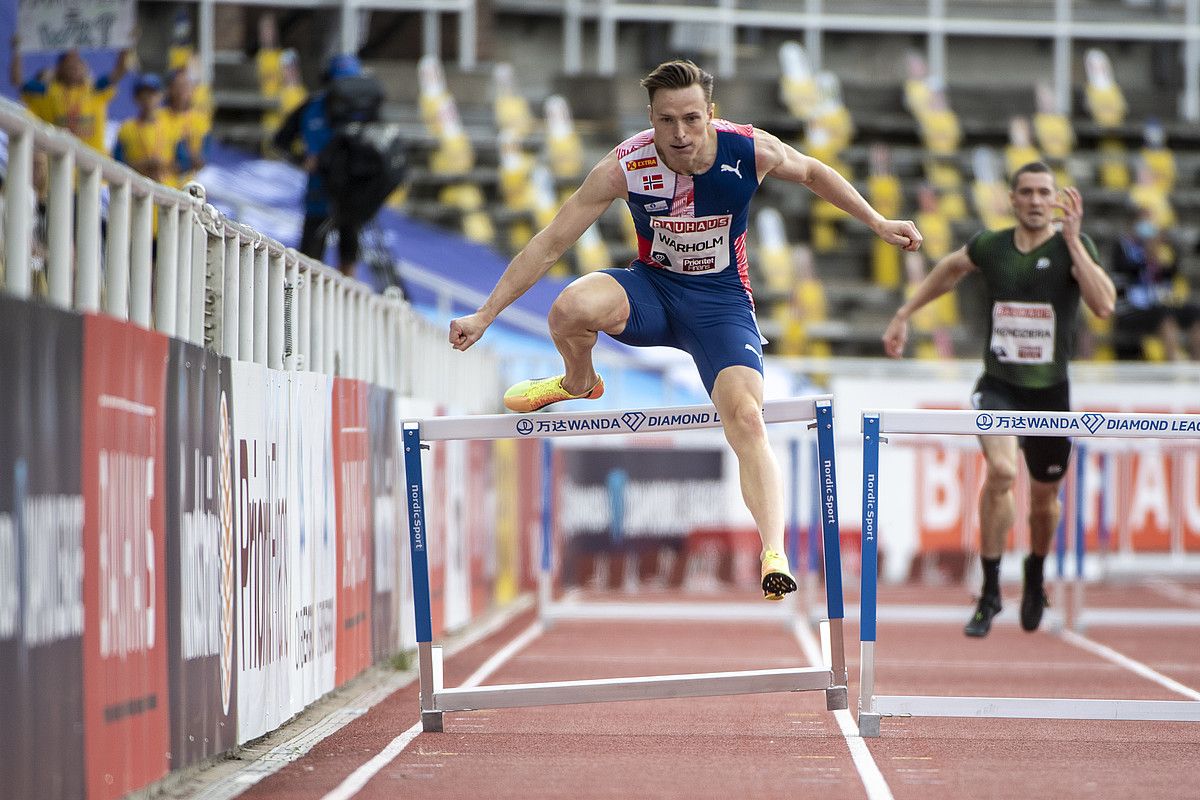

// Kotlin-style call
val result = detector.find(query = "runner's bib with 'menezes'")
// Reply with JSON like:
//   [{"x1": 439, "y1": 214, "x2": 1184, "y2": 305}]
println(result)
[{"x1": 989, "y1": 301, "x2": 1055, "y2": 364}]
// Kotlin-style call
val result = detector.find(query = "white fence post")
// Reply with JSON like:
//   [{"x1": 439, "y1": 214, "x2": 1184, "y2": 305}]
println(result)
[
  {"x1": 268, "y1": 250, "x2": 285, "y2": 369},
  {"x1": 190, "y1": 213, "x2": 208, "y2": 345},
  {"x1": 326, "y1": 278, "x2": 337, "y2": 376},
  {"x1": 175, "y1": 205, "x2": 194, "y2": 340},
  {"x1": 46, "y1": 148, "x2": 75, "y2": 308},
  {"x1": 130, "y1": 192, "x2": 154, "y2": 327},
  {"x1": 4, "y1": 127, "x2": 34, "y2": 298},
  {"x1": 254, "y1": 243, "x2": 269, "y2": 366},
  {"x1": 312, "y1": 272, "x2": 326, "y2": 375},
  {"x1": 239, "y1": 239, "x2": 255, "y2": 361},
  {"x1": 75, "y1": 164, "x2": 102, "y2": 313},
  {"x1": 222, "y1": 235, "x2": 240, "y2": 357},
  {"x1": 154, "y1": 203, "x2": 180, "y2": 336},
  {"x1": 105, "y1": 181, "x2": 131, "y2": 320},
  {"x1": 299, "y1": 261, "x2": 312, "y2": 372}
]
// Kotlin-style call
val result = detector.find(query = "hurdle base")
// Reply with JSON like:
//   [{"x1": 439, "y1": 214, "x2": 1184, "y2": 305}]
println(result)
[
  {"x1": 873, "y1": 694, "x2": 1200, "y2": 722},
  {"x1": 421, "y1": 710, "x2": 443, "y2": 732},
  {"x1": 858, "y1": 711, "x2": 881, "y2": 738},
  {"x1": 825, "y1": 685, "x2": 848, "y2": 711},
  {"x1": 542, "y1": 598, "x2": 795, "y2": 624},
  {"x1": 434, "y1": 666, "x2": 834, "y2": 712}
]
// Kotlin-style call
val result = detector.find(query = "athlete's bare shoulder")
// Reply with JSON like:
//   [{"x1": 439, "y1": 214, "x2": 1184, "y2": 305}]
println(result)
[
  {"x1": 750, "y1": 127, "x2": 793, "y2": 180},
  {"x1": 579, "y1": 148, "x2": 629, "y2": 202}
]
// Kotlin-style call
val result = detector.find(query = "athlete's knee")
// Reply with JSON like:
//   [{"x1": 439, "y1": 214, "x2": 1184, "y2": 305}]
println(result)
[
  {"x1": 983, "y1": 459, "x2": 1018, "y2": 494},
  {"x1": 721, "y1": 400, "x2": 768, "y2": 448},
  {"x1": 1028, "y1": 480, "x2": 1061, "y2": 514},
  {"x1": 548, "y1": 286, "x2": 596, "y2": 334}
]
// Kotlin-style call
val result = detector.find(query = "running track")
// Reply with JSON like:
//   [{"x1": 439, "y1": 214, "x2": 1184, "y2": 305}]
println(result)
[{"x1": 226, "y1": 583, "x2": 1200, "y2": 800}]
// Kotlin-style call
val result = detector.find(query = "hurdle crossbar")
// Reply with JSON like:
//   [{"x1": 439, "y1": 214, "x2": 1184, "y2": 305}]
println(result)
[
  {"x1": 404, "y1": 395, "x2": 848, "y2": 732},
  {"x1": 857, "y1": 408, "x2": 1200, "y2": 737},
  {"x1": 434, "y1": 666, "x2": 835, "y2": 711},
  {"x1": 872, "y1": 695, "x2": 1200, "y2": 722}
]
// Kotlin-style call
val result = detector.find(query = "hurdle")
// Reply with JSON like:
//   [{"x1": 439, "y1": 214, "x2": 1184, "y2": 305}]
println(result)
[
  {"x1": 857, "y1": 408, "x2": 1200, "y2": 737},
  {"x1": 539, "y1": 405, "x2": 842, "y2": 632},
  {"x1": 404, "y1": 396, "x2": 849, "y2": 732},
  {"x1": 1067, "y1": 440, "x2": 1200, "y2": 631}
]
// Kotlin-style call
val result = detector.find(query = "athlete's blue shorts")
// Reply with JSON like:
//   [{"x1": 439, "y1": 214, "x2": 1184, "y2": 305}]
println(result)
[{"x1": 602, "y1": 262, "x2": 764, "y2": 395}]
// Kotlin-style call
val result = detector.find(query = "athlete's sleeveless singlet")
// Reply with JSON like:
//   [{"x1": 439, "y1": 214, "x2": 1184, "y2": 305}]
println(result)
[{"x1": 602, "y1": 121, "x2": 765, "y2": 394}]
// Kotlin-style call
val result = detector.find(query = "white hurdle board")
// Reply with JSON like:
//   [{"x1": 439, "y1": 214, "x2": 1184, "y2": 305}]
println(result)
[
  {"x1": 404, "y1": 395, "x2": 849, "y2": 732},
  {"x1": 857, "y1": 408, "x2": 1200, "y2": 737}
]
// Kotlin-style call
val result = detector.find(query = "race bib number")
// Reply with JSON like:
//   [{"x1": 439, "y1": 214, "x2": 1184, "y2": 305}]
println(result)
[
  {"x1": 648, "y1": 215, "x2": 732, "y2": 274},
  {"x1": 990, "y1": 301, "x2": 1055, "y2": 364}
]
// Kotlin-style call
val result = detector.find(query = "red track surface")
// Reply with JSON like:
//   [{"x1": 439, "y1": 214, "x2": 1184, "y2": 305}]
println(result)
[{"x1": 236, "y1": 581, "x2": 1200, "y2": 800}]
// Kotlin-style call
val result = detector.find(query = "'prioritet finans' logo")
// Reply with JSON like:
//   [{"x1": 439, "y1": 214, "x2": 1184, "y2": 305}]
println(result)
[{"x1": 622, "y1": 412, "x2": 647, "y2": 432}]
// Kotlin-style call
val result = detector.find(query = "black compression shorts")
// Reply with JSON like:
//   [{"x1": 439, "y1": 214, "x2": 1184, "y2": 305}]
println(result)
[{"x1": 971, "y1": 373, "x2": 1072, "y2": 483}]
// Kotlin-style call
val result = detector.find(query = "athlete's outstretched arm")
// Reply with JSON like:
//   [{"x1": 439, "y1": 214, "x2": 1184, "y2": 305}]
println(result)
[
  {"x1": 882, "y1": 246, "x2": 976, "y2": 358},
  {"x1": 754, "y1": 128, "x2": 922, "y2": 252},
  {"x1": 449, "y1": 154, "x2": 626, "y2": 351},
  {"x1": 1055, "y1": 187, "x2": 1115, "y2": 319}
]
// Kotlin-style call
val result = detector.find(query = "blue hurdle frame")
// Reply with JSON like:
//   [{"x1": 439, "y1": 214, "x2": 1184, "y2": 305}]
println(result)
[
  {"x1": 403, "y1": 397, "x2": 850, "y2": 733},
  {"x1": 856, "y1": 408, "x2": 1200, "y2": 737}
]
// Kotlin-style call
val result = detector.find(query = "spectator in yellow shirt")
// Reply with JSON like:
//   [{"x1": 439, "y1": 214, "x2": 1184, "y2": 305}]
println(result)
[
  {"x1": 9, "y1": 35, "x2": 134, "y2": 153},
  {"x1": 113, "y1": 74, "x2": 187, "y2": 185},
  {"x1": 163, "y1": 69, "x2": 212, "y2": 186}
]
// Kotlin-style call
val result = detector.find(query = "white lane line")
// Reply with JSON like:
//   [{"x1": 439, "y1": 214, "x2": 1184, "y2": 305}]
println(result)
[
  {"x1": 792, "y1": 621, "x2": 895, "y2": 800},
  {"x1": 319, "y1": 622, "x2": 544, "y2": 800},
  {"x1": 1059, "y1": 629, "x2": 1200, "y2": 701}
]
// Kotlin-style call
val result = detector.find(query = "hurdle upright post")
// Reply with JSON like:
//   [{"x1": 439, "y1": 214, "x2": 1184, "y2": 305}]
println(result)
[
  {"x1": 403, "y1": 423, "x2": 444, "y2": 732},
  {"x1": 787, "y1": 436, "x2": 800, "y2": 578},
  {"x1": 1072, "y1": 442, "x2": 1087, "y2": 629},
  {"x1": 538, "y1": 438, "x2": 554, "y2": 624},
  {"x1": 813, "y1": 400, "x2": 848, "y2": 709},
  {"x1": 857, "y1": 413, "x2": 882, "y2": 737}
]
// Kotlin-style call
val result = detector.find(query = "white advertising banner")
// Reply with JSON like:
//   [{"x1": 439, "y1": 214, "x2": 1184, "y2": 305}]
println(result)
[
  {"x1": 18, "y1": 0, "x2": 136, "y2": 53},
  {"x1": 289, "y1": 372, "x2": 336, "y2": 710},
  {"x1": 232, "y1": 362, "x2": 293, "y2": 743}
]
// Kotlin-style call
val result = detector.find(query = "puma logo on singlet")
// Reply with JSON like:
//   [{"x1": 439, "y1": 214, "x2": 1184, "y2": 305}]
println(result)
[{"x1": 720, "y1": 159, "x2": 743, "y2": 179}]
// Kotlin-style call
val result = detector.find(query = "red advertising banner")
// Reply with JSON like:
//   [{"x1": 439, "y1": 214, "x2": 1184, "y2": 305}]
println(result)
[
  {"x1": 333, "y1": 378, "x2": 373, "y2": 685},
  {"x1": 81, "y1": 314, "x2": 171, "y2": 800}
]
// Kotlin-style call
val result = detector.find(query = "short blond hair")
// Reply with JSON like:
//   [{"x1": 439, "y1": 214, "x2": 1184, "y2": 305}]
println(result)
[{"x1": 641, "y1": 60, "x2": 714, "y2": 104}]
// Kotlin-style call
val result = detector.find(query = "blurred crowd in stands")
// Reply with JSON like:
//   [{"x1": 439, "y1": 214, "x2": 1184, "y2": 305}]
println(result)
[{"x1": 4, "y1": 8, "x2": 1199, "y2": 362}]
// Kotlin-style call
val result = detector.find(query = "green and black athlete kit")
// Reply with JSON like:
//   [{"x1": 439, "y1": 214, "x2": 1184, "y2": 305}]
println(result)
[{"x1": 966, "y1": 227, "x2": 1103, "y2": 482}]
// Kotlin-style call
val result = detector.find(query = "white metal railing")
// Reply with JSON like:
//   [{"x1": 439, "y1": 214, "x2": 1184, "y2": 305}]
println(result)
[{"x1": 0, "y1": 96, "x2": 499, "y2": 412}]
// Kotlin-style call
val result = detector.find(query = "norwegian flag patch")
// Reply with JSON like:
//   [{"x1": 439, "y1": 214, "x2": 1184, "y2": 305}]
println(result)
[{"x1": 642, "y1": 173, "x2": 665, "y2": 191}]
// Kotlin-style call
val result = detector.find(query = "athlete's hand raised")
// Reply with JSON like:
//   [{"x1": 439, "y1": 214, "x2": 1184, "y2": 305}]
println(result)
[
  {"x1": 875, "y1": 219, "x2": 923, "y2": 252},
  {"x1": 449, "y1": 312, "x2": 491, "y2": 352},
  {"x1": 1053, "y1": 186, "x2": 1084, "y2": 242}
]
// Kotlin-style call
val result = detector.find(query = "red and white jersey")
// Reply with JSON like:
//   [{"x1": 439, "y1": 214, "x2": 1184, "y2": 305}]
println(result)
[{"x1": 617, "y1": 119, "x2": 760, "y2": 297}]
